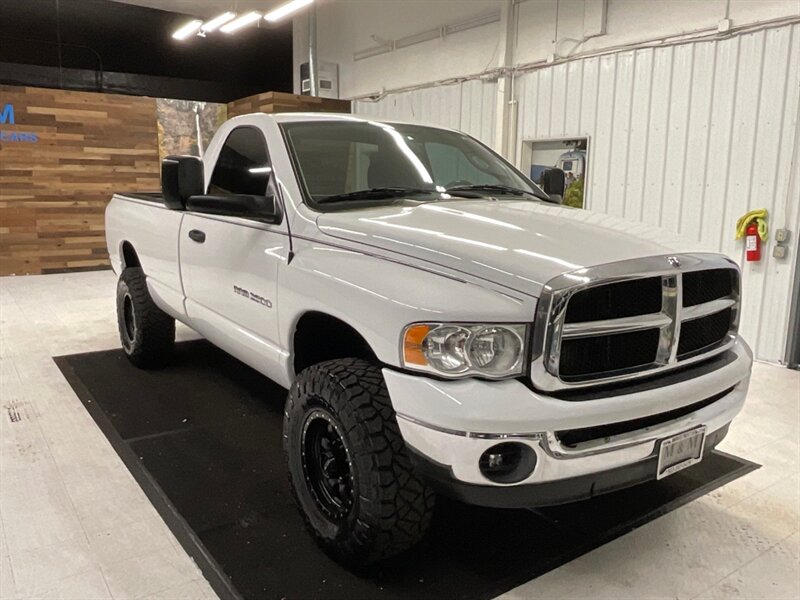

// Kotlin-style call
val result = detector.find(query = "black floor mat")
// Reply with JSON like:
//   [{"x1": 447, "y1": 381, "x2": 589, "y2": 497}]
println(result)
[{"x1": 55, "y1": 340, "x2": 758, "y2": 600}]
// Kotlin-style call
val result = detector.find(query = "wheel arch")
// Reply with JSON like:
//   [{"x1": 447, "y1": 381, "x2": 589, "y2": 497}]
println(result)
[
  {"x1": 291, "y1": 311, "x2": 380, "y2": 376},
  {"x1": 119, "y1": 240, "x2": 141, "y2": 270}
]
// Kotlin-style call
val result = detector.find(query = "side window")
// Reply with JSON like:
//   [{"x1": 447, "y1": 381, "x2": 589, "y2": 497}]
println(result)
[{"x1": 208, "y1": 127, "x2": 271, "y2": 196}]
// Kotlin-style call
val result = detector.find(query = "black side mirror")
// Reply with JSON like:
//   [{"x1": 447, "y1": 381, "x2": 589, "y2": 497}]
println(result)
[
  {"x1": 541, "y1": 168, "x2": 566, "y2": 200},
  {"x1": 185, "y1": 193, "x2": 282, "y2": 224},
  {"x1": 162, "y1": 155, "x2": 204, "y2": 210}
]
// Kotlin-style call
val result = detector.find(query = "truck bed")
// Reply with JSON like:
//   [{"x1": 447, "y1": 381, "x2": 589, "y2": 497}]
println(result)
[{"x1": 117, "y1": 192, "x2": 166, "y2": 204}]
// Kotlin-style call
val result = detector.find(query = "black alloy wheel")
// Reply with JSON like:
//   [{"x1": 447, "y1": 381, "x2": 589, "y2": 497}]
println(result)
[{"x1": 301, "y1": 409, "x2": 355, "y2": 521}]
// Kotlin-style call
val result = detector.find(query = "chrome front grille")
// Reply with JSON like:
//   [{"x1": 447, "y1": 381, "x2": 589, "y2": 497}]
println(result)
[{"x1": 530, "y1": 254, "x2": 740, "y2": 392}]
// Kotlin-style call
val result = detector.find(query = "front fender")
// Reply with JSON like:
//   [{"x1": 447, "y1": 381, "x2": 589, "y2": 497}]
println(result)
[{"x1": 278, "y1": 240, "x2": 537, "y2": 368}]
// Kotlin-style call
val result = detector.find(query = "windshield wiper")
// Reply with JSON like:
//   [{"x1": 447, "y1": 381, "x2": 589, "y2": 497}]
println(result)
[
  {"x1": 446, "y1": 184, "x2": 547, "y2": 201},
  {"x1": 316, "y1": 187, "x2": 438, "y2": 205}
]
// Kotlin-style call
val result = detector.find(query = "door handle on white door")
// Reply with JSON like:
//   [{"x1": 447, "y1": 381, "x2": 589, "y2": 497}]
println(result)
[{"x1": 188, "y1": 229, "x2": 206, "y2": 243}]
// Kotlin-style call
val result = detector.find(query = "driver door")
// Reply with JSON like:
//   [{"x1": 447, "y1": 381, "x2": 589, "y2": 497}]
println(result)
[{"x1": 180, "y1": 125, "x2": 290, "y2": 382}]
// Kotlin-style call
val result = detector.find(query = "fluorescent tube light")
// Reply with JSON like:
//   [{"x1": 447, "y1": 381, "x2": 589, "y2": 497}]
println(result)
[
  {"x1": 220, "y1": 11, "x2": 262, "y2": 33},
  {"x1": 264, "y1": 0, "x2": 314, "y2": 23},
  {"x1": 201, "y1": 11, "x2": 236, "y2": 33},
  {"x1": 172, "y1": 19, "x2": 203, "y2": 40}
]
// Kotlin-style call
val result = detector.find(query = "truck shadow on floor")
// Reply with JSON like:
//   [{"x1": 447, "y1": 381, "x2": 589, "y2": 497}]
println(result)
[{"x1": 55, "y1": 340, "x2": 758, "y2": 600}]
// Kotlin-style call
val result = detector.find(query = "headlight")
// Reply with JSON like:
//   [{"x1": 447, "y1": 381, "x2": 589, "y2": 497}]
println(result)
[{"x1": 402, "y1": 323, "x2": 528, "y2": 378}]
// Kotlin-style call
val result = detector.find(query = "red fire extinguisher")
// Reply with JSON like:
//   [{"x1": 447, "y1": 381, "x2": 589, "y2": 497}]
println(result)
[
  {"x1": 736, "y1": 209, "x2": 767, "y2": 261},
  {"x1": 745, "y1": 222, "x2": 761, "y2": 262}
]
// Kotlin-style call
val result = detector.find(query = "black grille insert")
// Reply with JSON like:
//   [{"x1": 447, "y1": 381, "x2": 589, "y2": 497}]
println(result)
[
  {"x1": 565, "y1": 277, "x2": 662, "y2": 323},
  {"x1": 678, "y1": 308, "x2": 733, "y2": 358},
  {"x1": 559, "y1": 328, "x2": 660, "y2": 380},
  {"x1": 683, "y1": 268, "x2": 735, "y2": 307}
]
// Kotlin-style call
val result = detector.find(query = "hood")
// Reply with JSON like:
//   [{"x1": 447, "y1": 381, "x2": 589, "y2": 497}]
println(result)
[{"x1": 316, "y1": 200, "x2": 711, "y2": 296}]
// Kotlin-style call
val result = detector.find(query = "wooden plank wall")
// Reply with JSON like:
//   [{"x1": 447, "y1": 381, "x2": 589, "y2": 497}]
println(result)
[
  {"x1": 0, "y1": 86, "x2": 347, "y2": 276},
  {"x1": 0, "y1": 85, "x2": 159, "y2": 275},
  {"x1": 227, "y1": 91, "x2": 350, "y2": 117}
]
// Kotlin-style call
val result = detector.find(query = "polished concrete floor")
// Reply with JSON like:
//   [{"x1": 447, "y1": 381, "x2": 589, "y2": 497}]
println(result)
[{"x1": 0, "y1": 271, "x2": 798, "y2": 600}]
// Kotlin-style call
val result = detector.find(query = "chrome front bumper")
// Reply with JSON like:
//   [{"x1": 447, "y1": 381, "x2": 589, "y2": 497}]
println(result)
[{"x1": 384, "y1": 338, "x2": 752, "y2": 490}]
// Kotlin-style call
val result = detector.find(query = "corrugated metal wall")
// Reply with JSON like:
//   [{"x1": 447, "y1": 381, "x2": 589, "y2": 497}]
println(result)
[
  {"x1": 354, "y1": 79, "x2": 497, "y2": 146},
  {"x1": 354, "y1": 23, "x2": 800, "y2": 363}
]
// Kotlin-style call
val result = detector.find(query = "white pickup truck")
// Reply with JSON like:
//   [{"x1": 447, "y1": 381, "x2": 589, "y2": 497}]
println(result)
[{"x1": 105, "y1": 113, "x2": 752, "y2": 566}]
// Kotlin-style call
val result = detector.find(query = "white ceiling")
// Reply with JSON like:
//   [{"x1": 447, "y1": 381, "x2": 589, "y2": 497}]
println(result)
[{"x1": 108, "y1": 0, "x2": 289, "y2": 19}]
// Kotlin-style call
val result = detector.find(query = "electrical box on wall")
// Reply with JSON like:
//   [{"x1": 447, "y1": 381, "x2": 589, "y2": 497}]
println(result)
[{"x1": 300, "y1": 61, "x2": 339, "y2": 99}]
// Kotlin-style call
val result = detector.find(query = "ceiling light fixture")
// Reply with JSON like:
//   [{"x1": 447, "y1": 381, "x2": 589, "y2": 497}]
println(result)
[
  {"x1": 220, "y1": 11, "x2": 262, "y2": 33},
  {"x1": 201, "y1": 11, "x2": 237, "y2": 33},
  {"x1": 172, "y1": 19, "x2": 203, "y2": 40},
  {"x1": 264, "y1": 0, "x2": 314, "y2": 23}
]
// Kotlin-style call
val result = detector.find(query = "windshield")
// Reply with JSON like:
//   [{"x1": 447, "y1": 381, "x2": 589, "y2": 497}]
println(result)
[{"x1": 280, "y1": 120, "x2": 545, "y2": 206}]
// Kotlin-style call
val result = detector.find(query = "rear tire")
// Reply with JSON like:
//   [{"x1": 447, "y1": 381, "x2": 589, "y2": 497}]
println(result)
[
  {"x1": 116, "y1": 267, "x2": 175, "y2": 368},
  {"x1": 283, "y1": 358, "x2": 434, "y2": 567}
]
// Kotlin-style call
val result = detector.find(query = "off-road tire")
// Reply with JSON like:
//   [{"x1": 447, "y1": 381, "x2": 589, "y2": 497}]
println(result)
[
  {"x1": 116, "y1": 267, "x2": 175, "y2": 368},
  {"x1": 284, "y1": 358, "x2": 435, "y2": 567}
]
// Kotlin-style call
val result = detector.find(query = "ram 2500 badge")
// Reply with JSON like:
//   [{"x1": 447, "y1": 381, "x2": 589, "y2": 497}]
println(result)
[{"x1": 105, "y1": 113, "x2": 752, "y2": 566}]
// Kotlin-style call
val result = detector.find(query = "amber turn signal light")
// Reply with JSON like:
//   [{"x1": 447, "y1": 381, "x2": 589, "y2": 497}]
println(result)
[{"x1": 403, "y1": 324, "x2": 431, "y2": 365}]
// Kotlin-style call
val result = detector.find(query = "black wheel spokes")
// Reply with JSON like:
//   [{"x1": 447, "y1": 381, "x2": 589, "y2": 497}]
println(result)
[
  {"x1": 320, "y1": 425, "x2": 349, "y2": 502},
  {"x1": 302, "y1": 411, "x2": 355, "y2": 521}
]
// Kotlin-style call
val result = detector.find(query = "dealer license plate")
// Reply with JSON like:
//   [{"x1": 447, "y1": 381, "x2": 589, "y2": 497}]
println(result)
[{"x1": 656, "y1": 427, "x2": 706, "y2": 480}]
